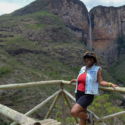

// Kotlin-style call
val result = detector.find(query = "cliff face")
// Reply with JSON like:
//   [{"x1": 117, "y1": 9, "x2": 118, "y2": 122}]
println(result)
[
  {"x1": 89, "y1": 6, "x2": 125, "y2": 63},
  {"x1": 50, "y1": 2, "x2": 125, "y2": 64},
  {"x1": 51, "y1": 3, "x2": 125, "y2": 64},
  {"x1": 49, "y1": 0, "x2": 89, "y2": 41}
]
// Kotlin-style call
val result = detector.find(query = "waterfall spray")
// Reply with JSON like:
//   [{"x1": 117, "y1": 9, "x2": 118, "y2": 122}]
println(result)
[{"x1": 88, "y1": 13, "x2": 92, "y2": 50}]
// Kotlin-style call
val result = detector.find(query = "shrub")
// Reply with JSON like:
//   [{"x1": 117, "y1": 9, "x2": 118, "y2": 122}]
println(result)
[
  {"x1": 0, "y1": 66, "x2": 12, "y2": 77},
  {"x1": 55, "y1": 101, "x2": 77, "y2": 125},
  {"x1": 89, "y1": 94, "x2": 125, "y2": 125}
]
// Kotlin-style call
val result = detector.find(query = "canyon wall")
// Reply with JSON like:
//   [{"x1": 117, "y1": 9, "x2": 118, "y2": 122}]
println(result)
[
  {"x1": 89, "y1": 6, "x2": 125, "y2": 63},
  {"x1": 49, "y1": 1, "x2": 125, "y2": 64}
]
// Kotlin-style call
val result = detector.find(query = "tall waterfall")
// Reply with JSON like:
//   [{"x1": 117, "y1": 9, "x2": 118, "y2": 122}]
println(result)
[{"x1": 88, "y1": 13, "x2": 92, "y2": 50}]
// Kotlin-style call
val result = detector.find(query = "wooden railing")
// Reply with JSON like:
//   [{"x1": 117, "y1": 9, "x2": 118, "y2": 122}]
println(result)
[{"x1": 0, "y1": 80, "x2": 125, "y2": 125}]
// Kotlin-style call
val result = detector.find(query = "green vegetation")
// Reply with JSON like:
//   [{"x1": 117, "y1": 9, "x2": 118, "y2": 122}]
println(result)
[
  {"x1": 55, "y1": 101, "x2": 77, "y2": 125},
  {"x1": 0, "y1": 118, "x2": 8, "y2": 125},
  {"x1": 117, "y1": 37, "x2": 125, "y2": 57},
  {"x1": 102, "y1": 69, "x2": 117, "y2": 84},
  {"x1": 55, "y1": 93, "x2": 123, "y2": 125},
  {"x1": 89, "y1": 94, "x2": 125, "y2": 125},
  {"x1": 11, "y1": 0, "x2": 51, "y2": 16},
  {"x1": 26, "y1": 23, "x2": 47, "y2": 29},
  {"x1": 0, "y1": 66, "x2": 12, "y2": 77},
  {"x1": 109, "y1": 55, "x2": 125, "y2": 86}
]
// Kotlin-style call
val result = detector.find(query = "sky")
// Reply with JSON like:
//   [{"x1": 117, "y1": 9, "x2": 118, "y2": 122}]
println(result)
[
  {"x1": 0, "y1": 0, "x2": 125, "y2": 15},
  {"x1": 81, "y1": 0, "x2": 125, "y2": 11},
  {"x1": 0, "y1": 0, "x2": 35, "y2": 15}
]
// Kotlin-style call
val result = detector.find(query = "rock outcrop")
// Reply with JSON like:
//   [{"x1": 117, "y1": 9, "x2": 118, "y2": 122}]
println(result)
[
  {"x1": 89, "y1": 5, "x2": 125, "y2": 63},
  {"x1": 49, "y1": 0, "x2": 89, "y2": 41}
]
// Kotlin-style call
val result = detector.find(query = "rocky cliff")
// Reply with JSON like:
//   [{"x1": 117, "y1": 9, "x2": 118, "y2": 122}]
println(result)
[
  {"x1": 49, "y1": 2, "x2": 125, "y2": 64},
  {"x1": 89, "y1": 5, "x2": 125, "y2": 64},
  {"x1": 49, "y1": 0, "x2": 89, "y2": 41}
]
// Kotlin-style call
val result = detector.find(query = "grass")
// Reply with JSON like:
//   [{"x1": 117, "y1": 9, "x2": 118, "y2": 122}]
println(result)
[
  {"x1": 26, "y1": 23, "x2": 47, "y2": 29},
  {"x1": 109, "y1": 55, "x2": 125, "y2": 86},
  {"x1": 11, "y1": 0, "x2": 51, "y2": 16},
  {"x1": 102, "y1": 69, "x2": 117, "y2": 84},
  {"x1": 0, "y1": 66, "x2": 12, "y2": 77},
  {"x1": 3, "y1": 36, "x2": 37, "y2": 51}
]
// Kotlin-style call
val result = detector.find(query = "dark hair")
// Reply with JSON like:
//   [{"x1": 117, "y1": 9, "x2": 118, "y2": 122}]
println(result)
[{"x1": 83, "y1": 51, "x2": 98, "y2": 64}]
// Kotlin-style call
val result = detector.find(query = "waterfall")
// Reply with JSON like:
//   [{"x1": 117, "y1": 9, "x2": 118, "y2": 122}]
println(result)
[{"x1": 88, "y1": 13, "x2": 92, "y2": 50}]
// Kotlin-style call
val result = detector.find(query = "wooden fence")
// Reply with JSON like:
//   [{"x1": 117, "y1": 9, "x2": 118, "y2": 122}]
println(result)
[{"x1": 0, "y1": 80, "x2": 125, "y2": 125}]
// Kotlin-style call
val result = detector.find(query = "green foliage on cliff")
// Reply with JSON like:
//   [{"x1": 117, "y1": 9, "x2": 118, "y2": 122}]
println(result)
[
  {"x1": 117, "y1": 37, "x2": 125, "y2": 57},
  {"x1": 109, "y1": 55, "x2": 125, "y2": 86},
  {"x1": 89, "y1": 94, "x2": 125, "y2": 125},
  {"x1": 11, "y1": 0, "x2": 51, "y2": 16},
  {"x1": 0, "y1": 66, "x2": 12, "y2": 77}
]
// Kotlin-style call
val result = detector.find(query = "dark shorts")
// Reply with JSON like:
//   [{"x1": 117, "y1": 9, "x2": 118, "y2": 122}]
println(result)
[{"x1": 76, "y1": 90, "x2": 94, "y2": 109}]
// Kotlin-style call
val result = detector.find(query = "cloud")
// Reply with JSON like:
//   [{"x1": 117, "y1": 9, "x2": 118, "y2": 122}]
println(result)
[
  {"x1": 0, "y1": 12, "x2": 3, "y2": 15},
  {"x1": 0, "y1": 0, "x2": 35, "y2": 4},
  {"x1": 0, "y1": 0, "x2": 35, "y2": 15},
  {"x1": 0, "y1": 3, "x2": 22, "y2": 15},
  {"x1": 81, "y1": 0, "x2": 125, "y2": 11}
]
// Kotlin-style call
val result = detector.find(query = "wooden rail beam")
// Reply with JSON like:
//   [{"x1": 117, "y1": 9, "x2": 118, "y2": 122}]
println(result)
[
  {"x1": 95, "y1": 111, "x2": 125, "y2": 123},
  {"x1": 0, "y1": 80, "x2": 125, "y2": 94},
  {"x1": 60, "y1": 84, "x2": 66, "y2": 125},
  {"x1": 62, "y1": 81, "x2": 125, "y2": 93},
  {"x1": 45, "y1": 93, "x2": 61, "y2": 119},
  {"x1": 63, "y1": 92, "x2": 79, "y2": 123},
  {"x1": 0, "y1": 80, "x2": 62, "y2": 90},
  {"x1": 0, "y1": 104, "x2": 40, "y2": 125}
]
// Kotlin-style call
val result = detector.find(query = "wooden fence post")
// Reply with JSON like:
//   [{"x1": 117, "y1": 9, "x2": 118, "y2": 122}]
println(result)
[
  {"x1": 63, "y1": 92, "x2": 79, "y2": 123},
  {"x1": 60, "y1": 83, "x2": 66, "y2": 125}
]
